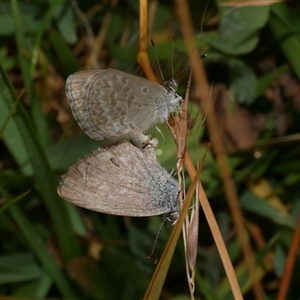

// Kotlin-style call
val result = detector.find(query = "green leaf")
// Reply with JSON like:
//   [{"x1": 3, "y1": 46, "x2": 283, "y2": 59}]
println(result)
[
  {"x1": 269, "y1": 3, "x2": 300, "y2": 80},
  {"x1": 240, "y1": 190, "x2": 294, "y2": 228},
  {"x1": 209, "y1": 5, "x2": 269, "y2": 55},
  {"x1": 55, "y1": 2, "x2": 77, "y2": 44}
]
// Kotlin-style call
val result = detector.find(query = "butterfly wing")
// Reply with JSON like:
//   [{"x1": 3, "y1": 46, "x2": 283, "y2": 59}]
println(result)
[
  {"x1": 66, "y1": 69, "x2": 171, "y2": 142},
  {"x1": 58, "y1": 142, "x2": 178, "y2": 217},
  {"x1": 65, "y1": 70, "x2": 97, "y2": 130}
]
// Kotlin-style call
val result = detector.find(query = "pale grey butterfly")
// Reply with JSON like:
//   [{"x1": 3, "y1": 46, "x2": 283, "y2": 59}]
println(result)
[
  {"x1": 57, "y1": 141, "x2": 179, "y2": 224},
  {"x1": 65, "y1": 68, "x2": 183, "y2": 147}
]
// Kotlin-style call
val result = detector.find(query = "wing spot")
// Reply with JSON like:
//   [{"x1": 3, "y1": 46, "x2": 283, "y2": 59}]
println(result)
[
  {"x1": 123, "y1": 86, "x2": 131, "y2": 94},
  {"x1": 109, "y1": 91, "x2": 117, "y2": 100},
  {"x1": 110, "y1": 97, "x2": 117, "y2": 106},
  {"x1": 121, "y1": 76, "x2": 129, "y2": 84},
  {"x1": 110, "y1": 157, "x2": 120, "y2": 167},
  {"x1": 129, "y1": 123, "x2": 135, "y2": 130},
  {"x1": 120, "y1": 117, "x2": 127, "y2": 126},
  {"x1": 102, "y1": 78, "x2": 112, "y2": 88},
  {"x1": 142, "y1": 87, "x2": 149, "y2": 94},
  {"x1": 127, "y1": 95, "x2": 136, "y2": 108},
  {"x1": 108, "y1": 92, "x2": 117, "y2": 107}
]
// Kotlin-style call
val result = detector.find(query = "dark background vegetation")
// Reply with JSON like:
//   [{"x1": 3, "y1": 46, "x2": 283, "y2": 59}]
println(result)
[{"x1": 1, "y1": 0, "x2": 300, "y2": 299}]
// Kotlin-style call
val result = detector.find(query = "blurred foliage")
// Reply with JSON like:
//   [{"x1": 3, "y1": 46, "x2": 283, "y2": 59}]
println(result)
[{"x1": 0, "y1": 0, "x2": 300, "y2": 299}]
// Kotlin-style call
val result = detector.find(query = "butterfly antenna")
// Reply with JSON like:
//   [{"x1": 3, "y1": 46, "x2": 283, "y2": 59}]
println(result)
[
  {"x1": 148, "y1": 218, "x2": 167, "y2": 264},
  {"x1": 201, "y1": 53, "x2": 207, "y2": 59},
  {"x1": 173, "y1": 65, "x2": 191, "y2": 81},
  {"x1": 151, "y1": 39, "x2": 165, "y2": 82},
  {"x1": 173, "y1": 52, "x2": 207, "y2": 82},
  {"x1": 171, "y1": 39, "x2": 175, "y2": 79}
]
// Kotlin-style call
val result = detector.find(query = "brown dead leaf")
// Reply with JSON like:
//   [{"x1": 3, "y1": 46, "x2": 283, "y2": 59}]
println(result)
[
  {"x1": 279, "y1": 71, "x2": 300, "y2": 113},
  {"x1": 213, "y1": 84, "x2": 266, "y2": 153}
]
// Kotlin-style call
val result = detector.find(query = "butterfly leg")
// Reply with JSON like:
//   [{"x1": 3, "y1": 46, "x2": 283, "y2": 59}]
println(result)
[{"x1": 130, "y1": 133, "x2": 158, "y2": 148}]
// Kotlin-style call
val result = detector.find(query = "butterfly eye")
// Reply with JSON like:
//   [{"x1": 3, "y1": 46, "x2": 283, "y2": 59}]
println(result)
[
  {"x1": 166, "y1": 211, "x2": 179, "y2": 225},
  {"x1": 164, "y1": 77, "x2": 179, "y2": 92}
]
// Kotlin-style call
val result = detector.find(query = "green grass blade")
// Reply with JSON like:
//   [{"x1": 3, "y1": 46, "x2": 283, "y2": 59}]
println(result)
[
  {"x1": 10, "y1": 0, "x2": 51, "y2": 146},
  {"x1": 4, "y1": 199, "x2": 77, "y2": 298},
  {"x1": 0, "y1": 64, "x2": 80, "y2": 262}
]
